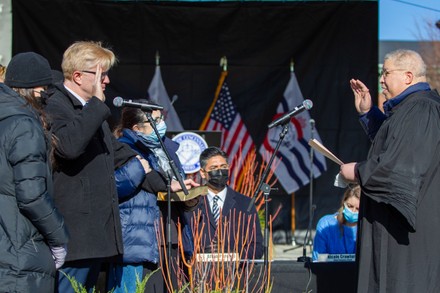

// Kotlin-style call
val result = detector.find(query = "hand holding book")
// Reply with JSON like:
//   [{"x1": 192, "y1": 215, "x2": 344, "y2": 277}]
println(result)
[{"x1": 308, "y1": 139, "x2": 344, "y2": 165}]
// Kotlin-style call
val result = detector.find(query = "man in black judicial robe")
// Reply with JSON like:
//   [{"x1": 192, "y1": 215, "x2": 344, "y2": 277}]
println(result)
[{"x1": 340, "y1": 49, "x2": 440, "y2": 293}]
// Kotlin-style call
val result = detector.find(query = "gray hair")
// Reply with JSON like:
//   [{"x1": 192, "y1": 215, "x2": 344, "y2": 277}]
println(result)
[{"x1": 384, "y1": 49, "x2": 426, "y2": 78}]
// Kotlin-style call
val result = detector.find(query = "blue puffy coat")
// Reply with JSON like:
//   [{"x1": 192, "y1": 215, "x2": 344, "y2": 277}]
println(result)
[
  {"x1": 114, "y1": 150, "x2": 160, "y2": 264},
  {"x1": 114, "y1": 128, "x2": 188, "y2": 264}
]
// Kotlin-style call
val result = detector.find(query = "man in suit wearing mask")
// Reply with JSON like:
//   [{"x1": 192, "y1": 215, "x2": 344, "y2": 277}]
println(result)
[{"x1": 188, "y1": 146, "x2": 263, "y2": 260}]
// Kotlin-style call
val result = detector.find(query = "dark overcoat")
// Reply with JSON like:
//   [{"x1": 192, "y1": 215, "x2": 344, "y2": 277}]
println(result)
[{"x1": 44, "y1": 84, "x2": 134, "y2": 261}]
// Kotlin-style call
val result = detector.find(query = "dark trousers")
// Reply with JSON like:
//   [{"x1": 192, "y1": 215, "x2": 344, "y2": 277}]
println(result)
[{"x1": 56, "y1": 258, "x2": 106, "y2": 293}]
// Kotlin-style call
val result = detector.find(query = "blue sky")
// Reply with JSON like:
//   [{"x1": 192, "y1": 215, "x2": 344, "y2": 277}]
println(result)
[{"x1": 380, "y1": 0, "x2": 440, "y2": 41}]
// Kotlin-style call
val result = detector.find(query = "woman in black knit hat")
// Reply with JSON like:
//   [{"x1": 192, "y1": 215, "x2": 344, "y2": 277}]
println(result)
[
  {"x1": 5, "y1": 52, "x2": 54, "y2": 116},
  {"x1": 0, "y1": 52, "x2": 69, "y2": 292}
]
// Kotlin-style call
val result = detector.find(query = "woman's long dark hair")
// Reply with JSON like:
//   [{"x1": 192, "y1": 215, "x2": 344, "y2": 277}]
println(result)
[
  {"x1": 13, "y1": 87, "x2": 58, "y2": 168},
  {"x1": 113, "y1": 107, "x2": 147, "y2": 138},
  {"x1": 113, "y1": 99, "x2": 157, "y2": 138}
]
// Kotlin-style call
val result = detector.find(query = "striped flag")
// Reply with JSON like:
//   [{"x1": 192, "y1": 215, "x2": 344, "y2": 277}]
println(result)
[
  {"x1": 259, "y1": 71, "x2": 327, "y2": 193},
  {"x1": 200, "y1": 71, "x2": 255, "y2": 188},
  {"x1": 148, "y1": 65, "x2": 184, "y2": 131}
]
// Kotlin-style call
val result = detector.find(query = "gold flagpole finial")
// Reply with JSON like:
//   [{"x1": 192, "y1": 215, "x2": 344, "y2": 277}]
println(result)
[
  {"x1": 290, "y1": 59, "x2": 294, "y2": 73},
  {"x1": 155, "y1": 51, "x2": 160, "y2": 66},
  {"x1": 220, "y1": 56, "x2": 228, "y2": 72}
]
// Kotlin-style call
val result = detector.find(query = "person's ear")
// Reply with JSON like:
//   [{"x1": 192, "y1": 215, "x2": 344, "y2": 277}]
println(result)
[
  {"x1": 404, "y1": 71, "x2": 414, "y2": 84},
  {"x1": 200, "y1": 168, "x2": 207, "y2": 180},
  {"x1": 132, "y1": 124, "x2": 140, "y2": 131},
  {"x1": 72, "y1": 71, "x2": 83, "y2": 85}
]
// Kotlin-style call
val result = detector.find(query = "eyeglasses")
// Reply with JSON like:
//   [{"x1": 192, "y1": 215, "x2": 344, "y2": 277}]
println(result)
[
  {"x1": 141, "y1": 114, "x2": 164, "y2": 125},
  {"x1": 379, "y1": 68, "x2": 406, "y2": 78},
  {"x1": 81, "y1": 70, "x2": 109, "y2": 82}
]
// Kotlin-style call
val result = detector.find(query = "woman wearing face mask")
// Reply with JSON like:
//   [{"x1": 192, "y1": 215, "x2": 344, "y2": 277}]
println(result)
[
  {"x1": 109, "y1": 102, "x2": 199, "y2": 293},
  {"x1": 312, "y1": 185, "x2": 361, "y2": 261},
  {"x1": 0, "y1": 52, "x2": 69, "y2": 292}
]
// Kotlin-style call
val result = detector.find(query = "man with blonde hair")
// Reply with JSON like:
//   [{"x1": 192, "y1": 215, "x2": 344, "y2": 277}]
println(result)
[
  {"x1": 0, "y1": 64, "x2": 6, "y2": 82},
  {"x1": 44, "y1": 41, "x2": 150, "y2": 292},
  {"x1": 340, "y1": 49, "x2": 440, "y2": 292}
]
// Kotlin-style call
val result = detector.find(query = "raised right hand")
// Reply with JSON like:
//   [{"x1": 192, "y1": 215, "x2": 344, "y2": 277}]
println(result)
[
  {"x1": 92, "y1": 65, "x2": 106, "y2": 102},
  {"x1": 350, "y1": 79, "x2": 372, "y2": 114}
]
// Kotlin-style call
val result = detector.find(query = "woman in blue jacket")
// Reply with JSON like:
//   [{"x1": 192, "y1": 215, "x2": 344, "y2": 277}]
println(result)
[
  {"x1": 109, "y1": 104, "x2": 199, "y2": 293},
  {"x1": 312, "y1": 185, "x2": 360, "y2": 261}
]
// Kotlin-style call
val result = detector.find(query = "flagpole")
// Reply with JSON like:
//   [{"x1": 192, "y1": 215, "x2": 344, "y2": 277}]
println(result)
[
  {"x1": 155, "y1": 50, "x2": 160, "y2": 66},
  {"x1": 199, "y1": 57, "x2": 228, "y2": 130},
  {"x1": 308, "y1": 119, "x2": 315, "y2": 246}
]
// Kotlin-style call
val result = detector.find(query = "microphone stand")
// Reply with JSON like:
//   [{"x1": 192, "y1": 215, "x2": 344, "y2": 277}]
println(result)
[
  {"x1": 248, "y1": 121, "x2": 289, "y2": 293},
  {"x1": 284, "y1": 119, "x2": 316, "y2": 262},
  {"x1": 297, "y1": 205, "x2": 315, "y2": 262},
  {"x1": 145, "y1": 111, "x2": 189, "y2": 267}
]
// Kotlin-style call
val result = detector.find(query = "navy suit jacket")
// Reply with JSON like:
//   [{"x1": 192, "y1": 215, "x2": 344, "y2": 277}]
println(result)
[{"x1": 189, "y1": 186, "x2": 263, "y2": 260}]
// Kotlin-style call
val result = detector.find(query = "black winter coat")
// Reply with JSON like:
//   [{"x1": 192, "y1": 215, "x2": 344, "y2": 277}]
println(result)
[
  {"x1": 44, "y1": 84, "x2": 135, "y2": 262},
  {"x1": 0, "y1": 84, "x2": 69, "y2": 292}
]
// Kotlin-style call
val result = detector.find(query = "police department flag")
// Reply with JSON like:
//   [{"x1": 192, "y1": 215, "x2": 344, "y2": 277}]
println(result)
[
  {"x1": 259, "y1": 71, "x2": 327, "y2": 193},
  {"x1": 200, "y1": 71, "x2": 255, "y2": 187},
  {"x1": 148, "y1": 65, "x2": 184, "y2": 131}
]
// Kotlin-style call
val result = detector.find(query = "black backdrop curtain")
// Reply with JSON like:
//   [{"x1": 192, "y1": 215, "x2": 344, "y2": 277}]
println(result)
[{"x1": 11, "y1": 0, "x2": 377, "y2": 236}]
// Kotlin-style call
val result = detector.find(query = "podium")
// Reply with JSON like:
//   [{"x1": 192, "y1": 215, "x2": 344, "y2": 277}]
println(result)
[{"x1": 247, "y1": 260, "x2": 357, "y2": 293}]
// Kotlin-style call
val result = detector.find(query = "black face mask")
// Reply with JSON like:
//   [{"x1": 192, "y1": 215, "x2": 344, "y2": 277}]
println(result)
[
  {"x1": 207, "y1": 169, "x2": 229, "y2": 190},
  {"x1": 38, "y1": 87, "x2": 55, "y2": 106}
]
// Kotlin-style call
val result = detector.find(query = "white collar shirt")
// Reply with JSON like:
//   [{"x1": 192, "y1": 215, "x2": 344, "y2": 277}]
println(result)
[
  {"x1": 207, "y1": 187, "x2": 227, "y2": 214},
  {"x1": 64, "y1": 84, "x2": 87, "y2": 106}
]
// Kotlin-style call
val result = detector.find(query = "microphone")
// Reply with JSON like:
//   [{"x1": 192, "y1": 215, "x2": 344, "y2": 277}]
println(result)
[
  {"x1": 113, "y1": 97, "x2": 164, "y2": 111},
  {"x1": 170, "y1": 95, "x2": 178, "y2": 106},
  {"x1": 310, "y1": 119, "x2": 315, "y2": 130},
  {"x1": 268, "y1": 99, "x2": 313, "y2": 129}
]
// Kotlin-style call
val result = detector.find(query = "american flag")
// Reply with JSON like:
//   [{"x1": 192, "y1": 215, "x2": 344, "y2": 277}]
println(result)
[
  {"x1": 259, "y1": 71, "x2": 327, "y2": 193},
  {"x1": 200, "y1": 71, "x2": 255, "y2": 187}
]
